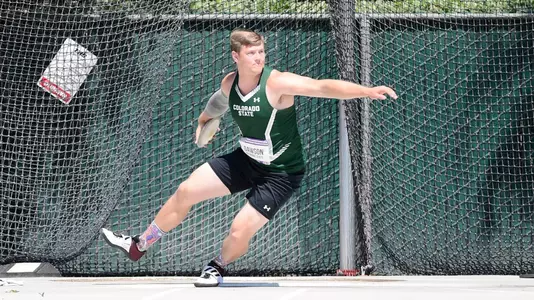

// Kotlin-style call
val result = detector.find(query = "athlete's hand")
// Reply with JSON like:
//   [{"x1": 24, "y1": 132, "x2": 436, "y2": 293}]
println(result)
[
  {"x1": 194, "y1": 123, "x2": 203, "y2": 146},
  {"x1": 194, "y1": 122, "x2": 220, "y2": 147},
  {"x1": 366, "y1": 86, "x2": 398, "y2": 100}
]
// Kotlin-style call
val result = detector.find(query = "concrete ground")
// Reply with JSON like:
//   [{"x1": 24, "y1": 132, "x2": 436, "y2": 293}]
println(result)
[{"x1": 1, "y1": 275, "x2": 533, "y2": 300}]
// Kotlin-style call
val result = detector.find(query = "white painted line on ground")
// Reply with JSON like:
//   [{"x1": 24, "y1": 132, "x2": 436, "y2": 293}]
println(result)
[
  {"x1": 276, "y1": 281, "x2": 374, "y2": 287},
  {"x1": 107, "y1": 284, "x2": 182, "y2": 289},
  {"x1": 279, "y1": 288, "x2": 308, "y2": 300},
  {"x1": 7, "y1": 263, "x2": 41, "y2": 273},
  {"x1": 141, "y1": 288, "x2": 183, "y2": 300}
]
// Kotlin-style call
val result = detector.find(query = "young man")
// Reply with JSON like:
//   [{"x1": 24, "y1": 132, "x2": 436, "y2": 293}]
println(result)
[{"x1": 101, "y1": 28, "x2": 397, "y2": 287}]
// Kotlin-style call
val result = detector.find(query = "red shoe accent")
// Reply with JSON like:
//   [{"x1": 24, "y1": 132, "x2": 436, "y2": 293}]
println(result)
[{"x1": 128, "y1": 241, "x2": 145, "y2": 261}]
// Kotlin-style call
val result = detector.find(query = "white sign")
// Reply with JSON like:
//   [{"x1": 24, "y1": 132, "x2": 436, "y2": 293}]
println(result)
[{"x1": 37, "y1": 38, "x2": 98, "y2": 104}]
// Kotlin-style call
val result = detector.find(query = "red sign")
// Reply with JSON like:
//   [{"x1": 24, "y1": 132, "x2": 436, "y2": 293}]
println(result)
[{"x1": 38, "y1": 77, "x2": 72, "y2": 104}]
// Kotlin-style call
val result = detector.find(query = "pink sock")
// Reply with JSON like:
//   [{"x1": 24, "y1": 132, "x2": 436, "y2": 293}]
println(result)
[{"x1": 137, "y1": 221, "x2": 166, "y2": 252}]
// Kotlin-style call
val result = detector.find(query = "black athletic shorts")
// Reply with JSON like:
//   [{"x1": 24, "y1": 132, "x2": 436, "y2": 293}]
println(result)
[{"x1": 208, "y1": 148, "x2": 305, "y2": 220}]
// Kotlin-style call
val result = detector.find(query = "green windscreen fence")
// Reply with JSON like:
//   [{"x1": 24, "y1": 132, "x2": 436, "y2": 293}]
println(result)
[
  {"x1": 0, "y1": 2, "x2": 340, "y2": 276},
  {"x1": 57, "y1": 21, "x2": 340, "y2": 276},
  {"x1": 351, "y1": 17, "x2": 534, "y2": 275}
]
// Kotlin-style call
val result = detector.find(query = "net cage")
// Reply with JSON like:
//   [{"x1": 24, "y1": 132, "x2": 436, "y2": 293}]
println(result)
[{"x1": 1, "y1": 0, "x2": 533, "y2": 276}]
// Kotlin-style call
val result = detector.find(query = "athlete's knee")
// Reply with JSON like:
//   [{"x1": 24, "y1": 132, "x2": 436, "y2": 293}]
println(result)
[
  {"x1": 173, "y1": 181, "x2": 196, "y2": 206},
  {"x1": 228, "y1": 223, "x2": 254, "y2": 243}
]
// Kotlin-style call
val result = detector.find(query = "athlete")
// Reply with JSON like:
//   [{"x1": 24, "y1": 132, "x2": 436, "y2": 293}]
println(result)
[{"x1": 101, "y1": 28, "x2": 397, "y2": 287}]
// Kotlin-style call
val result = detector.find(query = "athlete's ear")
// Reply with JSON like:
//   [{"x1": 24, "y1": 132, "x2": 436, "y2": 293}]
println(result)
[{"x1": 231, "y1": 51, "x2": 239, "y2": 64}]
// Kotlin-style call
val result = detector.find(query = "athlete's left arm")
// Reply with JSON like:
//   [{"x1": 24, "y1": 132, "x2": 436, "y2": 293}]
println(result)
[{"x1": 269, "y1": 71, "x2": 397, "y2": 100}]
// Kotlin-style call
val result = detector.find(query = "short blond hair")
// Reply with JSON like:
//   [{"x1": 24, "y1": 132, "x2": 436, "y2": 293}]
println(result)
[{"x1": 230, "y1": 28, "x2": 264, "y2": 53}]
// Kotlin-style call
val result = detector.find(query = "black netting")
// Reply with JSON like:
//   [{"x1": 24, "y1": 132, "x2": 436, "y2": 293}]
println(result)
[
  {"x1": 2, "y1": 0, "x2": 534, "y2": 277},
  {"x1": 337, "y1": 9, "x2": 534, "y2": 274},
  {"x1": 0, "y1": 1, "x2": 339, "y2": 276}
]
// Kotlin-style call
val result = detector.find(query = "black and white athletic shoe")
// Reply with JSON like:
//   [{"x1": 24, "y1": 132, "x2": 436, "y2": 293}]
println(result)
[
  {"x1": 194, "y1": 263, "x2": 224, "y2": 287},
  {"x1": 100, "y1": 228, "x2": 145, "y2": 261}
]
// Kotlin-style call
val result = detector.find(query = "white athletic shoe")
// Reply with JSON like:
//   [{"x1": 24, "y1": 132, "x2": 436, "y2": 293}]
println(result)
[
  {"x1": 100, "y1": 228, "x2": 145, "y2": 261},
  {"x1": 194, "y1": 265, "x2": 224, "y2": 287}
]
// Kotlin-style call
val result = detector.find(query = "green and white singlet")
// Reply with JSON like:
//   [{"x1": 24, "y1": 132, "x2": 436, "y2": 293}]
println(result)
[{"x1": 229, "y1": 66, "x2": 305, "y2": 174}]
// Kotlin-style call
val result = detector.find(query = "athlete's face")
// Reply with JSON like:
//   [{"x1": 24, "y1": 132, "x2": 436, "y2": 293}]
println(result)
[{"x1": 233, "y1": 43, "x2": 265, "y2": 74}]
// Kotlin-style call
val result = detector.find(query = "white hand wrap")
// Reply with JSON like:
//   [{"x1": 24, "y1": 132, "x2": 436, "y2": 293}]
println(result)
[{"x1": 203, "y1": 89, "x2": 229, "y2": 118}]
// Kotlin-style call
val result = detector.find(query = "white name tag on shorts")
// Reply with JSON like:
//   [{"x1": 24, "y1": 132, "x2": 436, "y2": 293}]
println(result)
[{"x1": 239, "y1": 137, "x2": 272, "y2": 165}]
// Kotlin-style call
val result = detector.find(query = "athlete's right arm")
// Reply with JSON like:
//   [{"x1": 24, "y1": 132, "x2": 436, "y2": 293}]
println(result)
[
  {"x1": 195, "y1": 73, "x2": 235, "y2": 144},
  {"x1": 201, "y1": 89, "x2": 229, "y2": 119},
  {"x1": 198, "y1": 72, "x2": 235, "y2": 125}
]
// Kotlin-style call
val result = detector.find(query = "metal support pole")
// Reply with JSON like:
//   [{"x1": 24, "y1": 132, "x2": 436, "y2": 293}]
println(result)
[
  {"x1": 335, "y1": 0, "x2": 357, "y2": 273},
  {"x1": 339, "y1": 102, "x2": 355, "y2": 272},
  {"x1": 359, "y1": 16, "x2": 373, "y2": 268}
]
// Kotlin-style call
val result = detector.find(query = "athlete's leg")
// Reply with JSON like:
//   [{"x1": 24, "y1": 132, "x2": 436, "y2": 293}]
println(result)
[
  {"x1": 194, "y1": 201, "x2": 268, "y2": 287},
  {"x1": 218, "y1": 170, "x2": 305, "y2": 265},
  {"x1": 220, "y1": 201, "x2": 269, "y2": 264},
  {"x1": 195, "y1": 169, "x2": 304, "y2": 287},
  {"x1": 152, "y1": 162, "x2": 231, "y2": 232},
  {"x1": 101, "y1": 162, "x2": 231, "y2": 260},
  {"x1": 102, "y1": 149, "x2": 254, "y2": 261}
]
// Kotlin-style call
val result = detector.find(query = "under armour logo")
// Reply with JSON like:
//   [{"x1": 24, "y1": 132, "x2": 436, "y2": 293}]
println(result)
[
  {"x1": 253, "y1": 97, "x2": 260, "y2": 103},
  {"x1": 263, "y1": 205, "x2": 271, "y2": 212}
]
